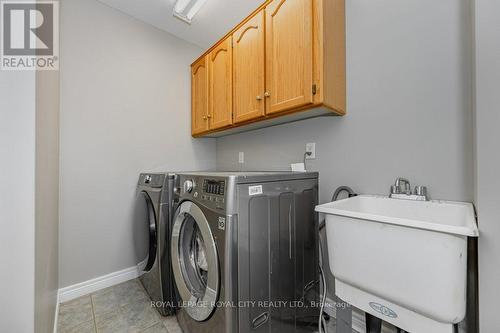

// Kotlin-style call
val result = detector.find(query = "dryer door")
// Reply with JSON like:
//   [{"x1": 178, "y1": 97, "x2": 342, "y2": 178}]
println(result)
[
  {"x1": 134, "y1": 191, "x2": 157, "y2": 272},
  {"x1": 171, "y1": 201, "x2": 220, "y2": 322}
]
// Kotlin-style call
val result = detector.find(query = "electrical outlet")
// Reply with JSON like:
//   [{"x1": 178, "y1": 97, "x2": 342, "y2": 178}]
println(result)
[
  {"x1": 238, "y1": 152, "x2": 245, "y2": 164},
  {"x1": 305, "y1": 143, "x2": 316, "y2": 159}
]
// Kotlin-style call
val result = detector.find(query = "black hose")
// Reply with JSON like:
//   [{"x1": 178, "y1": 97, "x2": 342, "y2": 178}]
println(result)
[
  {"x1": 319, "y1": 186, "x2": 357, "y2": 231},
  {"x1": 331, "y1": 186, "x2": 357, "y2": 202}
]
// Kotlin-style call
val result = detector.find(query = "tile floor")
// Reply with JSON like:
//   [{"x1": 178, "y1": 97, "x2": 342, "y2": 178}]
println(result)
[
  {"x1": 57, "y1": 279, "x2": 181, "y2": 333},
  {"x1": 57, "y1": 278, "x2": 347, "y2": 333}
]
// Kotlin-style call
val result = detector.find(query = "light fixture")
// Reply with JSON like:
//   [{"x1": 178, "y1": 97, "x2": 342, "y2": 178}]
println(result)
[{"x1": 173, "y1": 0, "x2": 208, "y2": 24}]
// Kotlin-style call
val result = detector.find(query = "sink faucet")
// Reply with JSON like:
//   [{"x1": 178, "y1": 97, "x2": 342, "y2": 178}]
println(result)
[
  {"x1": 394, "y1": 177, "x2": 411, "y2": 195},
  {"x1": 390, "y1": 177, "x2": 429, "y2": 201}
]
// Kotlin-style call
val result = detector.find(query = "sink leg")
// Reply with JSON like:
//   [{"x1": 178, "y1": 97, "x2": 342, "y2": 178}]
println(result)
[{"x1": 365, "y1": 313, "x2": 382, "y2": 333}]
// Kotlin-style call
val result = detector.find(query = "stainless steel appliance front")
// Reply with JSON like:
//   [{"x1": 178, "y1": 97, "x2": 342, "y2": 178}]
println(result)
[
  {"x1": 171, "y1": 172, "x2": 319, "y2": 333},
  {"x1": 134, "y1": 173, "x2": 177, "y2": 316}
]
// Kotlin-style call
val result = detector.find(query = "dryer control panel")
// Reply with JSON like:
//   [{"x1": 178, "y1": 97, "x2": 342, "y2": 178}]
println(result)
[{"x1": 138, "y1": 173, "x2": 165, "y2": 188}]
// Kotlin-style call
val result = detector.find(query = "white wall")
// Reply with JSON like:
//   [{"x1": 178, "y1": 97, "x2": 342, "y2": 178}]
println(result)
[
  {"x1": 59, "y1": 0, "x2": 216, "y2": 287},
  {"x1": 0, "y1": 40, "x2": 59, "y2": 333},
  {"x1": 217, "y1": 0, "x2": 473, "y2": 204},
  {"x1": 35, "y1": 69, "x2": 60, "y2": 332},
  {"x1": 0, "y1": 72, "x2": 36, "y2": 332},
  {"x1": 474, "y1": 0, "x2": 500, "y2": 331}
]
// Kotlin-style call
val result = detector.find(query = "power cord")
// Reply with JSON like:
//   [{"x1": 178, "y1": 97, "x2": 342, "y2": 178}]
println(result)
[
  {"x1": 303, "y1": 151, "x2": 312, "y2": 170},
  {"x1": 318, "y1": 237, "x2": 328, "y2": 333}
]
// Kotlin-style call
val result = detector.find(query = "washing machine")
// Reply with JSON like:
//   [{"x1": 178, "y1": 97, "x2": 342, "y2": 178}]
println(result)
[
  {"x1": 134, "y1": 173, "x2": 178, "y2": 316},
  {"x1": 171, "y1": 172, "x2": 320, "y2": 333}
]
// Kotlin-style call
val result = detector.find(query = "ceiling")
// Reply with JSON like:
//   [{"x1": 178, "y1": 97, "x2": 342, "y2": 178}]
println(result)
[{"x1": 97, "y1": 0, "x2": 263, "y2": 49}]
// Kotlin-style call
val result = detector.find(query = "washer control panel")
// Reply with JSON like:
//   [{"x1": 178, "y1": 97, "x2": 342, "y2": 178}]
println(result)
[
  {"x1": 201, "y1": 179, "x2": 226, "y2": 205},
  {"x1": 199, "y1": 178, "x2": 226, "y2": 209},
  {"x1": 178, "y1": 175, "x2": 228, "y2": 211},
  {"x1": 200, "y1": 194, "x2": 225, "y2": 205},
  {"x1": 203, "y1": 179, "x2": 225, "y2": 195}
]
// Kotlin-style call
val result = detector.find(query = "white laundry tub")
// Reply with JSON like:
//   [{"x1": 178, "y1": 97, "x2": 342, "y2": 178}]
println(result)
[{"x1": 316, "y1": 195, "x2": 478, "y2": 333}]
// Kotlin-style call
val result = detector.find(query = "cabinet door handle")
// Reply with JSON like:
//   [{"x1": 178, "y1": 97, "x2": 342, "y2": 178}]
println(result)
[
  {"x1": 256, "y1": 95, "x2": 263, "y2": 100},
  {"x1": 207, "y1": 114, "x2": 212, "y2": 118},
  {"x1": 202, "y1": 116, "x2": 207, "y2": 120},
  {"x1": 264, "y1": 92, "x2": 271, "y2": 97}
]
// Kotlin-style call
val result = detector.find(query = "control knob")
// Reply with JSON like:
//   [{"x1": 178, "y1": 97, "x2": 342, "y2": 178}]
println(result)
[{"x1": 183, "y1": 180, "x2": 194, "y2": 193}]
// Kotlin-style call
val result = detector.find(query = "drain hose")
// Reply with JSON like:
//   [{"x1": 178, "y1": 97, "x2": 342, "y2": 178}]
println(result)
[{"x1": 318, "y1": 186, "x2": 357, "y2": 333}]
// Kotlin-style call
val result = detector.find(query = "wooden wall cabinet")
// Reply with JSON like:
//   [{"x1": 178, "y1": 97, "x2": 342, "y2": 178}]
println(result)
[
  {"x1": 265, "y1": 0, "x2": 313, "y2": 114},
  {"x1": 191, "y1": 56, "x2": 209, "y2": 136},
  {"x1": 191, "y1": 0, "x2": 345, "y2": 137},
  {"x1": 208, "y1": 37, "x2": 233, "y2": 130},
  {"x1": 233, "y1": 11, "x2": 266, "y2": 124}
]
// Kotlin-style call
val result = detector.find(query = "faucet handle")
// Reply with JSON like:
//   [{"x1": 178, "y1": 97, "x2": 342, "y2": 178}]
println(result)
[
  {"x1": 391, "y1": 185, "x2": 400, "y2": 194},
  {"x1": 414, "y1": 186, "x2": 428, "y2": 197}
]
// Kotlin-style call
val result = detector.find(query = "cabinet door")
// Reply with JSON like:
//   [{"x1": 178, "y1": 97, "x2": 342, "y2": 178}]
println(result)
[
  {"x1": 191, "y1": 56, "x2": 209, "y2": 135},
  {"x1": 265, "y1": 0, "x2": 313, "y2": 114},
  {"x1": 233, "y1": 11, "x2": 266, "y2": 124},
  {"x1": 209, "y1": 37, "x2": 233, "y2": 129}
]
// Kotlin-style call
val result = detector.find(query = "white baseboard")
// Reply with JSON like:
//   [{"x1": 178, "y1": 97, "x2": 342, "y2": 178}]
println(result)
[
  {"x1": 324, "y1": 297, "x2": 396, "y2": 333},
  {"x1": 58, "y1": 265, "x2": 141, "y2": 303},
  {"x1": 53, "y1": 292, "x2": 60, "y2": 333}
]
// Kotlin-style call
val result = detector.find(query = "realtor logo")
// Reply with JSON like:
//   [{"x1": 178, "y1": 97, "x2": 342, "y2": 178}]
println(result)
[{"x1": 1, "y1": 0, "x2": 59, "y2": 70}]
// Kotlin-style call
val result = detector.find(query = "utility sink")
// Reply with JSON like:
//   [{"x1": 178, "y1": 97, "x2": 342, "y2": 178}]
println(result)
[{"x1": 315, "y1": 195, "x2": 478, "y2": 333}]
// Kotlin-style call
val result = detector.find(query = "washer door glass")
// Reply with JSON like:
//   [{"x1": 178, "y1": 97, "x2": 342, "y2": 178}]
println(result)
[
  {"x1": 133, "y1": 191, "x2": 157, "y2": 272},
  {"x1": 172, "y1": 201, "x2": 219, "y2": 322},
  {"x1": 179, "y1": 215, "x2": 209, "y2": 297}
]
